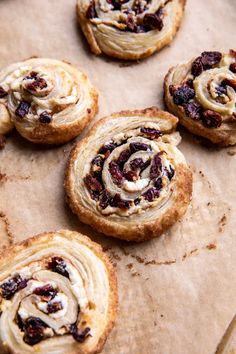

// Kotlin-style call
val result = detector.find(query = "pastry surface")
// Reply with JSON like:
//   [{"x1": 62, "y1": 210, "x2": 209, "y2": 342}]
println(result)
[
  {"x1": 164, "y1": 50, "x2": 236, "y2": 146},
  {"x1": 77, "y1": 0, "x2": 186, "y2": 60},
  {"x1": 0, "y1": 230, "x2": 117, "y2": 354},
  {"x1": 0, "y1": 58, "x2": 98, "y2": 144},
  {"x1": 65, "y1": 107, "x2": 192, "y2": 241}
]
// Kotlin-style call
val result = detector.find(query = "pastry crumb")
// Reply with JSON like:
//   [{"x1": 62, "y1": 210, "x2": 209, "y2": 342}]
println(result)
[
  {"x1": 219, "y1": 214, "x2": 227, "y2": 227},
  {"x1": 206, "y1": 243, "x2": 216, "y2": 250}
]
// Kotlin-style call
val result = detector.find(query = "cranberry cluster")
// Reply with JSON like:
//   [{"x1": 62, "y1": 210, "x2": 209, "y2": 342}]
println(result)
[
  {"x1": 168, "y1": 51, "x2": 235, "y2": 130},
  {"x1": 14, "y1": 71, "x2": 52, "y2": 123},
  {"x1": 0, "y1": 275, "x2": 27, "y2": 299},
  {"x1": 84, "y1": 130, "x2": 175, "y2": 210},
  {"x1": 170, "y1": 80, "x2": 223, "y2": 128},
  {"x1": 191, "y1": 51, "x2": 222, "y2": 77}
]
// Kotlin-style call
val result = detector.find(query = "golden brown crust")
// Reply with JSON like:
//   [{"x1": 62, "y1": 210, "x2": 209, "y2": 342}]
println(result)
[
  {"x1": 163, "y1": 51, "x2": 236, "y2": 146},
  {"x1": 77, "y1": 0, "x2": 186, "y2": 61},
  {"x1": 0, "y1": 230, "x2": 118, "y2": 354},
  {"x1": 64, "y1": 107, "x2": 192, "y2": 241}
]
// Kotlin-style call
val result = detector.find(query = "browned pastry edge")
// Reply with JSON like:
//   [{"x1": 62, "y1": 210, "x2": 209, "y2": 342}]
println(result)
[
  {"x1": 64, "y1": 107, "x2": 192, "y2": 242},
  {"x1": 163, "y1": 65, "x2": 236, "y2": 146},
  {"x1": 0, "y1": 230, "x2": 118, "y2": 354},
  {"x1": 76, "y1": 0, "x2": 187, "y2": 61}
]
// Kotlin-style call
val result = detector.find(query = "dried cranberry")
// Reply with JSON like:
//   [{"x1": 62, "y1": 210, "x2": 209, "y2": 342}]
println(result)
[
  {"x1": 134, "y1": 197, "x2": 141, "y2": 205},
  {"x1": 201, "y1": 51, "x2": 222, "y2": 69},
  {"x1": 191, "y1": 52, "x2": 222, "y2": 76},
  {"x1": 185, "y1": 79, "x2": 194, "y2": 88},
  {"x1": 29, "y1": 71, "x2": 38, "y2": 78},
  {"x1": 130, "y1": 158, "x2": 144, "y2": 170},
  {"x1": 0, "y1": 86, "x2": 8, "y2": 98},
  {"x1": 191, "y1": 57, "x2": 203, "y2": 77},
  {"x1": 86, "y1": 1, "x2": 97, "y2": 18},
  {"x1": 143, "y1": 13, "x2": 163, "y2": 31},
  {"x1": 33, "y1": 284, "x2": 57, "y2": 299},
  {"x1": 110, "y1": 194, "x2": 131, "y2": 209},
  {"x1": 99, "y1": 189, "x2": 111, "y2": 209},
  {"x1": 129, "y1": 142, "x2": 149, "y2": 153},
  {"x1": 202, "y1": 110, "x2": 222, "y2": 128},
  {"x1": 39, "y1": 111, "x2": 52, "y2": 124},
  {"x1": 229, "y1": 63, "x2": 236, "y2": 73},
  {"x1": 116, "y1": 149, "x2": 131, "y2": 166},
  {"x1": 84, "y1": 174, "x2": 103, "y2": 200},
  {"x1": 123, "y1": 170, "x2": 137, "y2": 181},
  {"x1": 24, "y1": 71, "x2": 38, "y2": 80},
  {"x1": 23, "y1": 317, "x2": 47, "y2": 346},
  {"x1": 15, "y1": 101, "x2": 30, "y2": 118},
  {"x1": 47, "y1": 301, "x2": 63, "y2": 313},
  {"x1": 221, "y1": 78, "x2": 236, "y2": 92},
  {"x1": 216, "y1": 85, "x2": 227, "y2": 96},
  {"x1": 109, "y1": 0, "x2": 129, "y2": 10},
  {"x1": 92, "y1": 155, "x2": 104, "y2": 168},
  {"x1": 69, "y1": 324, "x2": 91, "y2": 343},
  {"x1": 126, "y1": 14, "x2": 136, "y2": 31},
  {"x1": 143, "y1": 7, "x2": 164, "y2": 31},
  {"x1": 91, "y1": 155, "x2": 104, "y2": 176},
  {"x1": 0, "y1": 275, "x2": 27, "y2": 299},
  {"x1": 184, "y1": 102, "x2": 202, "y2": 120},
  {"x1": 140, "y1": 127, "x2": 161, "y2": 140},
  {"x1": 229, "y1": 50, "x2": 236, "y2": 58},
  {"x1": 99, "y1": 143, "x2": 116, "y2": 155},
  {"x1": 26, "y1": 77, "x2": 47, "y2": 92},
  {"x1": 173, "y1": 85, "x2": 195, "y2": 106},
  {"x1": 165, "y1": 166, "x2": 175, "y2": 180},
  {"x1": 142, "y1": 188, "x2": 159, "y2": 202},
  {"x1": 24, "y1": 327, "x2": 43, "y2": 345},
  {"x1": 150, "y1": 153, "x2": 162, "y2": 179},
  {"x1": 109, "y1": 161, "x2": 123, "y2": 185},
  {"x1": 48, "y1": 257, "x2": 69, "y2": 278},
  {"x1": 0, "y1": 278, "x2": 18, "y2": 299},
  {"x1": 154, "y1": 177, "x2": 163, "y2": 190}
]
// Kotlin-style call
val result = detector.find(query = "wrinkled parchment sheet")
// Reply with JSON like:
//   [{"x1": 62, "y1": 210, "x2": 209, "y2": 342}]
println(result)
[{"x1": 0, "y1": 0, "x2": 236, "y2": 353}]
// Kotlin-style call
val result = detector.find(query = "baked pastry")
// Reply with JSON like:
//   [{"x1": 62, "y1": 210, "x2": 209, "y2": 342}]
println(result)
[
  {"x1": 215, "y1": 315, "x2": 236, "y2": 354},
  {"x1": 0, "y1": 58, "x2": 98, "y2": 144},
  {"x1": 0, "y1": 230, "x2": 117, "y2": 354},
  {"x1": 77, "y1": 0, "x2": 186, "y2": 60},
  {"x1": 164, "y1": 50, "x2": 236, "y2": 146},
  {"x1": 65, "y1": 107, "x2": 192, "y2": 241}
]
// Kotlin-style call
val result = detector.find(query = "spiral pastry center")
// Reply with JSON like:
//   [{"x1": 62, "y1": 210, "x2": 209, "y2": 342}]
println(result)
[
  {"x1": 194, "y1": 67, "x2": 236, "y2": 114},
  {"x1": 168, "y1": 51, "x2": 236, "y2": 129},
  {"x1": 84, "y1": 125, "x2": 175, "y2": 216},
  {"x1": 0, "y1": 60, "x2": 82, "y2": 125},
  {"x1": 0, "y1": 256, "x2": 91, "y2": 346}
]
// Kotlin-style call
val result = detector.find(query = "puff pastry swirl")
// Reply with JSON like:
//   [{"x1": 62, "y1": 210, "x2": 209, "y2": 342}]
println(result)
[
  {"x1": 77, "y1": 0, "x2": 186, "y2": 60},
  {"x1": 65, "y1": 107, "x2": 192, "y2": 241},
  {"x1": 164, "y1": 50, "x2": 236, "y2": 146},
  {"x1": 0, "y1": 230, "x2": 117, "y2": 354},
  {"x1": 0, "y1": 58, "x2": 98, "y2": 144}
]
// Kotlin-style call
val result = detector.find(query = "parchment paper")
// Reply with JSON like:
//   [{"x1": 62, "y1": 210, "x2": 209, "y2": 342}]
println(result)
[{"x1": 0, "y1": 0, "x2": 236, "y2": 353}]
